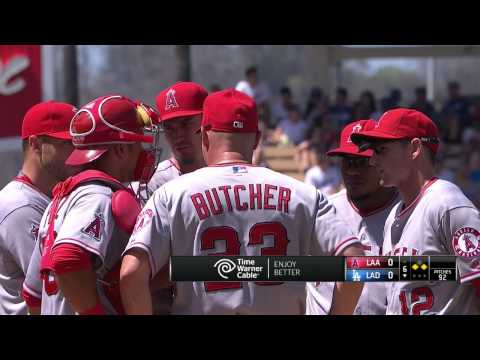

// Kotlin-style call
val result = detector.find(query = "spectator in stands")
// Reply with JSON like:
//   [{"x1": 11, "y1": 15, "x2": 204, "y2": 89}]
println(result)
[
  {"x1": 271, "y1": 86, "x2": 294, "y2": 129},
  {"x1": 235, "y1": 66, "x2": 272, "y2": 127},
  {"x1": 271, "y1": 104, "x2": 311, "y2": 173},
  {"x1": 353, "y1": 90, "x2": 381, "y2": 121},
  {"x1": 410, "y1": 87, "x2": 436, "y2": 120},
  {"x1": 441, "y1": 81, "x2": 471, "y2": 137},
  {"x1": 330, "y1": 87, "x2": 353, "y2": 130},
  {"x1": 276, "y1": 104, "x2": 309, "y2": 146},
  {"x1": 380, "y1": 88, "x2": 403, "y2": 112},
  {"x1": 304, "y1": 87, "x2": 324, "y2": 121},
  {"x1": 304, "y1": 146, "x2": 342, "y2": 196},
  {"x1": 462, "y1": 108, "x2": 480, "y2": 146}
]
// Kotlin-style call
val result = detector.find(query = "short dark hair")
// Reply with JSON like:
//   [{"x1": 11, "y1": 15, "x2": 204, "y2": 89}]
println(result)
[{"x1": 246, "y1": 66, "x2": 257, "y2": 77}]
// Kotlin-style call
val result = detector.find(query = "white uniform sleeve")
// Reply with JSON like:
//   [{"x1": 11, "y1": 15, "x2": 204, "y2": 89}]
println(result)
[
  {"x1": 311, "y1": 190, "x2": 359, "y2": 256},
  {"x1": 54, "y1": 191, "x2": 114, "y2": 267},
  {"x1": 440, "y1": 206, "x2": 480, "y2": 283},
  {"x1": 0, "y1": 205, "x2": 43, "y2": 274},
  {"x1": 23, "y1": 236, "x2": 43, "y2": 299},
  {"x1": 123, "y1": 188, "x2": 171, "y2": 278}
]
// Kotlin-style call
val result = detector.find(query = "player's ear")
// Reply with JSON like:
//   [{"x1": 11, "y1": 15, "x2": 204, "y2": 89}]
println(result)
[
  {"x1": 201, "y1": 130, "x2": 210, "y2": 151},
  {"x1": 410, "y1": 138, "x2": 422, "y2": 160},
  {"x1": 28, "y1": 135, "x2": 42, "y2": 155},
  {"x1": 112, "y1": 144, "x2": 129, "y2": 159}
]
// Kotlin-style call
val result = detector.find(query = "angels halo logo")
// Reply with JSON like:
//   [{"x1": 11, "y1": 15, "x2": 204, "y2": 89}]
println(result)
[{"x1": 452, "y1": 227, "x2": 480, "y2": 257}]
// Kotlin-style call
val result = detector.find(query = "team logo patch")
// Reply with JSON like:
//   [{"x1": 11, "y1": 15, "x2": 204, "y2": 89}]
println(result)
[
  {"x1": 81, "y1": 213, "x2": 105, "y2": 241},
  {"x1": 452, "y1": 227, "x2": 480, "y2": 257},
  {"x1": 133, "y1": 208, "x2": 154, "y2": 234},
  {"x1": 165, "y1": 89, "x2": 179, "y2": 110}
]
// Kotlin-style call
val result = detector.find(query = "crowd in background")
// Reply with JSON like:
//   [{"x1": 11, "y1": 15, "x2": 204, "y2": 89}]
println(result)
[{"x1": 233, "y1": 66, "x2": 480, "y2": 207}]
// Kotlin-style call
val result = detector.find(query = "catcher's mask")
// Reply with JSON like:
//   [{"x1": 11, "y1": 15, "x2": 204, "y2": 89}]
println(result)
[{"x1": 66, "y1": 94, "x2": 162, "y2": 185}]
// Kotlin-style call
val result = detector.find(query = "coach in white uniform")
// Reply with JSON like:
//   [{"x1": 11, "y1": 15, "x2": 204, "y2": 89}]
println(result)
[
  {"x1": 352, "y1": 108, "x2": 480, "y2": 315},
  {"x1": 306, "y1": 119, "x2": 400, "y2": 315},
  {"x1": 0, "y1": 101, "x2": 78, "y2": 315},
  {"x1": 120, "y1": 88, "x2": 365, "y2": 315}
]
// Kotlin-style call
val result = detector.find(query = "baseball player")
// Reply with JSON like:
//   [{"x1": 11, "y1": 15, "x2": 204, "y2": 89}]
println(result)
[
  {"x1": 131, "y1": 82, "x2": 208, "y2": 314},
  {"x1": 120, "y1": 89, "x2": 365, "y2": 315},
  {"x1": 133, "y1": 82, "x2": 208, "y2": 203},
  {"x1": 306, "y1": 120, "x2": 400, "y2": 315},
  {"x1": 351, "y1": 108, "x2": 480, "y2": 315},
  {"x1": 23, "y1": 94, "x2": 159, "y2": 315},
  {"x1": 0, "y1": 101, "x2": 78, "y2": 315}
]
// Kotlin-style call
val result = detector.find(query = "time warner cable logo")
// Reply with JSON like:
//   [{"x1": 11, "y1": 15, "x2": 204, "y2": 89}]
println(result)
[
  {"x1": 214, "y1": 258, "x2": 263, "y2": 279},
  {"x1": 214, "y1": 259, "x2": 237, "y2": 279}
]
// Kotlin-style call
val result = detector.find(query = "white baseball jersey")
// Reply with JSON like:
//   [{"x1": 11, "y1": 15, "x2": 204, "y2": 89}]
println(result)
[
  {"x1": 0, "y1": 176, "x2": 50, "y2": 314},
  {"x1": 124, "y1": 163, "x2": 359, "y2": 315},
  {"x1": 129, "y1": 159, "x2": 182, "y2": 314},
  {"x1": 306, "y1": 189, "x2": 400, "y2": 315},
  {"x1": 25, "y1": 182, "x2": 130, "y2": 315},
  {"x1": 383, "y1": 178, "x2": 480, "y2": 315}
]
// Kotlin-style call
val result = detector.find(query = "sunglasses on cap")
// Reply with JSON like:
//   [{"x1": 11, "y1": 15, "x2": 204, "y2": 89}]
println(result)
[{"x1": 358, "y1": 137, "x2": 439, "y2": 152}]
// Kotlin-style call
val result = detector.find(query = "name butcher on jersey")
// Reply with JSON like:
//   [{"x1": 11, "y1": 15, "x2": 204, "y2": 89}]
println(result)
[{"x1": 191, "y1": 184, "x2": 291, "y2": 219}]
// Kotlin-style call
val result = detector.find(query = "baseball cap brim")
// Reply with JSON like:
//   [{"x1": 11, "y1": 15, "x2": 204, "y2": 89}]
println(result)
[
  {"x1": 161, "y1": 110, "x2": 203, "y2": 122},
  {"x1": 21, "y1": 130, "x2": 72, "y2": 140},
  {"x1": 350, "y1": 129, "x2": 404, "y2": 147},
  {"x1": 65, "y1": 148, "x2": 109, "y2": 166},
  {"x1": 326, "y1": 147, "x2": 373, "y2": 158},
  {"x1": 45, "y1": 130, "x2": 73, "y2": 140}
]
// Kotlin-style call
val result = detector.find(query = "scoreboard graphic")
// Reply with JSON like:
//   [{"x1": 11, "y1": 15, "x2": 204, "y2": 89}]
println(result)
[
  {"x1": 171, "y1": 256, "x2": 458, "y2": 282},
  {"x1": 345, "y1": 256, "x2": 457, "y2": 282}
]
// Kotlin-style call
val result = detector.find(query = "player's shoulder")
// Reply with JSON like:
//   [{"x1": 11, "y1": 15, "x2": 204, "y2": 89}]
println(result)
[
  {"x1": 327, "y1": 188, "x2": 347, "y2": 204},
  {"x1": 155, "y1": 159, "x2": 177, "y2": 173},
  {"x1": 425, "y1": 179, "x2": 474, "y2": 209},
  {"x1": 0, "y1": 180, "x2": 50, "y2": 223},
  {"x1": 68, "y1": 181, "x2": 115, "y2": 203}
]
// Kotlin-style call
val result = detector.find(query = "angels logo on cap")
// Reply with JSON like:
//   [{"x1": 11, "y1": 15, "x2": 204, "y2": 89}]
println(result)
[
  {"x1": 452, "y1": 227, "x2": 480, "y2": 257},
  {"x1": 165, "y1": 89, "x2": 179, "y2": 111},
  {"x1": 347, "y1": 124, "x2": 363, "y2": 143}
]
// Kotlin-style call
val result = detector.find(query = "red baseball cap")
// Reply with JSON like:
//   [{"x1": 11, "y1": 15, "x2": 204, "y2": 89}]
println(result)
[
  {"x1": 66, "y1": 95, "x2": 155, "y2": 166},
  {"x1": 350, "y1": 108, "x2": 440, "y2": 154},
  {"x1": 21, "y1": 101, "x2": 77, "y2": 140},
  {"x1": 156, "y1": 82, "x2": 208, "y2": 122},
  {"x1": 199, "y1": 88, "x2": 259, "y2": 133},
  {"x1": 326, "y1": 120, "x2": 376, "y2": 158}
]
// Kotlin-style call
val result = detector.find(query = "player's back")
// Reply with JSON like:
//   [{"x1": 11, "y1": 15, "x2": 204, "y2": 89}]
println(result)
[{"x1": 159, "y1": 164, "x2": 353, "y2": 314}]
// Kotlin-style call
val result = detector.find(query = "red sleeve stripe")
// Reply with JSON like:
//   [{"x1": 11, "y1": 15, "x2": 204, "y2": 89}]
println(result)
[
  {"x1": 22, "y1": 283, "x2": 42, "y2": 299},
  {"x1": 53, "y1": 238, "x2": 105, "y2": 265},
  {"x1": 124, "y1": 242, "x2": 157, "y2": 279},
  {"x1": 22, "y1": 288, "x2": 41, "y2": 307},
  {"x1": 51, "y1": 243, "x2": 92, "y2": 275},
  {"x1": 459, "y1": 270, "x2": 480, "y2": 283},
  {"x1": 332, "y1": 236, "x2": 360, "y2": 256}
]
